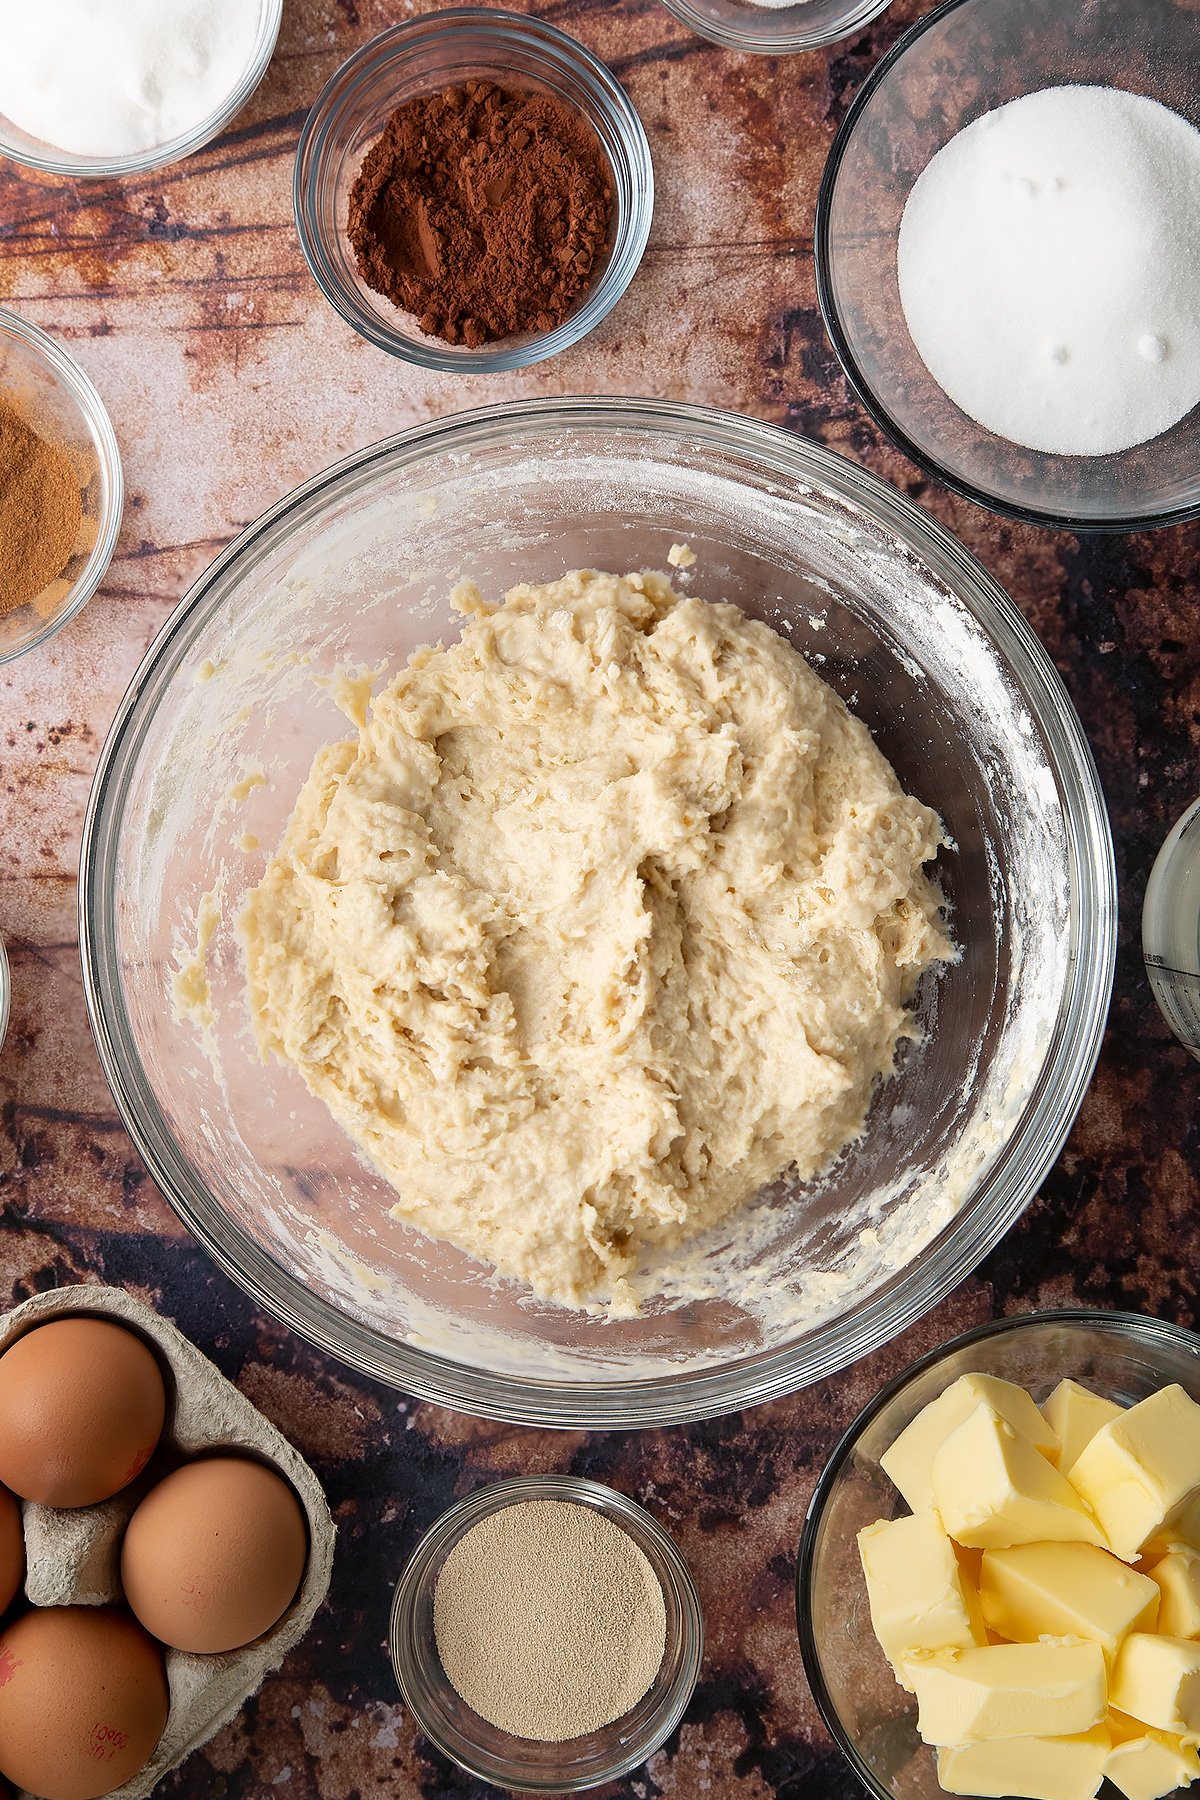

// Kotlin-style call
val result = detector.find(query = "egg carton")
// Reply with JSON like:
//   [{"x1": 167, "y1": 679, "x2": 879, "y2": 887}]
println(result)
[{"x1": 1, "y1": 1285, "x2": 335, "y2": 1800}]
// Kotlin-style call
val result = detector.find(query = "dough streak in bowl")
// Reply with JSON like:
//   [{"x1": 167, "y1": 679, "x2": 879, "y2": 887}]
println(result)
[{"x1": 241, "y1": 567, "x2": 953, "y2": 1312}]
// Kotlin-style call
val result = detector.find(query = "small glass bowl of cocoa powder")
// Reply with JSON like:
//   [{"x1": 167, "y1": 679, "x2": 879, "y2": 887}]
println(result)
[
  {"x1": 390, "y1": 1475, "x2": 703, "y2": 1791},
  {"x1": 0, "y1": 310, "x2": 123, "y2": 663},
  {"x1": 294, "y1": 10, "x2": 653, "y2": 372}
]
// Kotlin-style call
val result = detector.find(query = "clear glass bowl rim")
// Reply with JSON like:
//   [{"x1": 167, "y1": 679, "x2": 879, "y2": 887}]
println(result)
[
  {"x1": 0, "y1": 308, "x2": 124, "y2": 664},
  {"x1": 292, "y1": 8, "x2": 654, "y2": 374},
  {"x1": 79, "y1": 395, "x2": 1117, "y2": 1428},
  {"x1": 794, "y1": 1306, "x2": 1200, "y2": 1799},
  {"x1": 0, "y1": 935, "x2": 9, "y2": 1055},
  {"x1": 655, "y1": 0, "x2": 892, "y2": 54},
  {"x1": 389, "y1": 1473, "x2": 704, "y2": 1791},
  {"x1": 0, "y1": 0, "x2": 282, "y2": 179},
  {"x1": 813, "y1": 0, "x2": 1200, "y2": 534}
]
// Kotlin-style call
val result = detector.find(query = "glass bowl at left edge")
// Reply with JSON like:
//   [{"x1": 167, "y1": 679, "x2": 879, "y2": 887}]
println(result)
[
  {"x1": 0, "y1": 935, "x2": 9, "y2": 1053},
  {"x1": 0, "y1": 310, "x2": 123, "y2": 663}
]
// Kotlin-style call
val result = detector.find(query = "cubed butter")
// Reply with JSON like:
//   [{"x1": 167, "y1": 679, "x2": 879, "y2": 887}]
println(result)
[
  {"x1": 1144, "y1": 1489, "x2": 1200, "y2": 1558},
  {"x1": 932, "y1": 1403, "x2": 1108, "y2": 1550},
  {"x1": 881, "y1": 1374, "x2": 1060, "y2": 1513},
  {"x1": 1109, "y1": 1633, "x2": 1200, "y2": 1735},
  {"x1": 1068, "y1": 1385, "x2": 1200, "y2": 1562},
  {"x1": 1042, "y1": 1380, "x2": 1124, "y2": 1471},
  {"x1": 955, "y1": 1541, "x2": 984, "y2": 1588},
  {"x1": 1144, "y1": 1547, "x2": 1200, "y2": 1639},
  {"x1": 857, "y1": 1512, "x2": 987, "y2": 1690},
  {"x1": 936, "y1": 1726, "x2": 1111, "y2": 1800},
  {"x1": 904, "y1": 1641, "x2": 1107, "y2": 1746},
  {"x1": 980, "y1": 1541, "x2": 1159, "y2": 1655},
  {"x1": 1105, "y1": 1709, "x2": 1200, "y2": 1800}
]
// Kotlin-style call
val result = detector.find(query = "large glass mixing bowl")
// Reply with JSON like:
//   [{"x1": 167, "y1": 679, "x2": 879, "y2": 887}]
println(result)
[{"x1": 80, "y1": 399, "x2": 1115, "y2": 1426}]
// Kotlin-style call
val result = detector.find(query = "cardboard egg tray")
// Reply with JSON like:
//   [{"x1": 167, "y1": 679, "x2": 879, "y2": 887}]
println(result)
[{"x1": 1, "y1": 1284, "x2": 335, "y2": 1800}]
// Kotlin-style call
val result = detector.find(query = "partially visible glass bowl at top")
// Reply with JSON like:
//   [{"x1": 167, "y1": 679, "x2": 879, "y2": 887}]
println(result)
[
  {"x1": 655, "y1": 0, "x2": 892, "y2": 54},
  {"x1": 390, "y1": 1476, "x2": 703, "y2": 1792},
  {"x1": 0, "y1": 309, "x2": 123, "y2": 664},
  {"x1": 815, "y1": 0, "x2": 1200, "y2": 530},
  {"x1": 0, "y1": 0, "x2": 282, "y2": 180},
  {"x1": 294, "y1": 11, "x2": 654, "y2": 373},
  {"x1": 797, "y1": 1310, "x2": 1200, "y2": 1800},
  {"x1": 80, "y1": 398, "x2": 1115, "y2": 1428}
]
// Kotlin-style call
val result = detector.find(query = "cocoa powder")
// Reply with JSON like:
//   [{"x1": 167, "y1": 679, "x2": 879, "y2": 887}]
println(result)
[{"x1": 347, "y1": 80, "x2": 614, "y2": 348}]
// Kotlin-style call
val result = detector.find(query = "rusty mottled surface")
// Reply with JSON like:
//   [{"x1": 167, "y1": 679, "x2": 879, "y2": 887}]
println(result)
[{"x1": 1, "y1": 0, "x2": 1200, "y2": 1795}]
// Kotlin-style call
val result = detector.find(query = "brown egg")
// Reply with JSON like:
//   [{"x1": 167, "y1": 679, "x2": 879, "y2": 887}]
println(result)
[
  {"x1": 0, "y1": 1606, "x2": 168, "y2": 1800},
  {"x1": 0, "y1": 1318, "x2": 166, "y2": 1507},
  {"x1": 0, "y1": 1489, "x2": 22, "y2": 1619},
  {"x1": 121, "y1": 1455, "x2": 308, "y2": 1653}
]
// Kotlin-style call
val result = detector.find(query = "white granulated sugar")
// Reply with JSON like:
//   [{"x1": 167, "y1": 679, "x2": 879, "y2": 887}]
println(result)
[
  {"x1": 897, "y1": 86, "x2": 1200, "y2": 456},
  {"x1": 0, "y1": 0, "x2": 262, "y2": 159}
]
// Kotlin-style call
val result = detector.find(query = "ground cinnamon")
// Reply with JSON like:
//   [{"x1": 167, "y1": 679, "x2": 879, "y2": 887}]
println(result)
[
  {"x1": 347, "y1": 79, "x2": 613, "y2": 348},
  {"x1": 0, "y1": 400, "x2": 82, "y2": 618}
]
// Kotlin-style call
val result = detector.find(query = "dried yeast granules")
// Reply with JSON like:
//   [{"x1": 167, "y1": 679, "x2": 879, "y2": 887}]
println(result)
[
  {"x1": 432, "y1": 1499, "x2": 667, "y2": 1741},
  {"x1": 347, "y1": 80, "x2": 613, "y2": 349}
]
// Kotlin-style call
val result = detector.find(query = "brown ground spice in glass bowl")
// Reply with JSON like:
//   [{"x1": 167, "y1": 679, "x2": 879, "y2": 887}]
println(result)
[
  {"x1": 347, "y1": 79, "x2": 613, "y2": 349},
  {"x1": 0, "y1": 398, "x2": 83, "y2": 619}
]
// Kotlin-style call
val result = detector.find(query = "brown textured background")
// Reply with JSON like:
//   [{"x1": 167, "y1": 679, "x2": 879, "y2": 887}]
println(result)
[{"x1": 2, "y1": 1, "x2": 1199, "y2": 1794}]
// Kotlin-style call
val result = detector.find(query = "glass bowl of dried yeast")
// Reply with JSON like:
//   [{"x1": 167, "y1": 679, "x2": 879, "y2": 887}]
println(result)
[{"x1": 390, "y1": 1475, "x2": 703, "y2": 1791}]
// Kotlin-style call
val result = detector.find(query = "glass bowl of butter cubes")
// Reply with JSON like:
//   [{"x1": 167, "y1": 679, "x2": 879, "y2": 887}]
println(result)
[{"x1": 797, "y1": 1310, "x2": 1200, "y2": 1800}]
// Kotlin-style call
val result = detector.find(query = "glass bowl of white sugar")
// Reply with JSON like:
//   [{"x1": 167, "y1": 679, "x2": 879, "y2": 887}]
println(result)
[
  {"x1": 655, "y1": 0, "x2": 892, "y2": 53},
  {"x1": 0, "y1": 0, "x2": 282, "y2": 180},
  {"x1": 815, "y1": 0, "x2": 1200, "y2": 530}
]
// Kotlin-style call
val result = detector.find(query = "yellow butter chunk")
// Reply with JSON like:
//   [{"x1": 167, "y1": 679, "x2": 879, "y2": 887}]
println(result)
[
  {"x1": 955, "y1": 1541, "x2": 984, "y2": 1588},
  {"x1": 980, "y1": 1541, "x2": 1159, "y2": 1655},
  {"x1": 1042, "y1": 1380, "x2": 1124, "y2": 1471},
  {"x1": 936, "y1": 1726, "x2": 1111, "y2": 1800},
  {"x1": 1105, "y1": 1708, "x2": 1200, "y2": 1800},
  {"x1": 1144, "y1": 1546, "x2": 1200, "y2": 1638},
  {"x1": 931, "y1": 1403, "x2": 1108, "y2": 1550},
  {"x1": 904, "y1": 1641, "x2": 1107, "y2": 1746},
  {"x1": 881, "y1": 1374, "x2": 1060, "y2": 1513},
  {"x1": 1068, "y1": 1385, "x2": 1200, "y2": 1562},
  {"x1": 1109, "y1": 1633, "x2": 1200, "y2": 1735},
  {"x1": 1144, "y1": 1489, "x2": 1200, "y2": 1558},
  {"x1": 858, "y1": 1513, "x2": 987, "y2": 1691}
]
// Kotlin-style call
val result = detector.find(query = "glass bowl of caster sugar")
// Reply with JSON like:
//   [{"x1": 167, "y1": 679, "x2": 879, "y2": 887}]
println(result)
[
  {"x1": 0, "y1": 0, "x2": 282, "y2": 179},
  {"x1": 390, "y1": 1477, "x2": 702, "y2": 1792},
  {"x1": 816, "y1": 0, "x2": 1200, "y2": 530}
]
